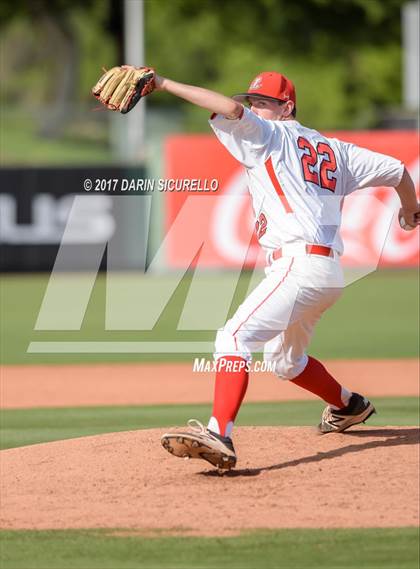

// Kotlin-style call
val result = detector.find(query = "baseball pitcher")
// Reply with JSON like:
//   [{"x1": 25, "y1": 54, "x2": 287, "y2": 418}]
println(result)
[{"x1": 93, "y1": 66, "x2": 419, "y2": 471}]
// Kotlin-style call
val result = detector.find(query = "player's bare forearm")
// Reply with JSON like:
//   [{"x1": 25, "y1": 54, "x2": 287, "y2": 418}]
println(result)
[
  {"x1": 155, "y1": 75, "x2": 243, "y2": 119},
  {"x1": 395, "y1": 167, "x2": 420, "y2": 226}
]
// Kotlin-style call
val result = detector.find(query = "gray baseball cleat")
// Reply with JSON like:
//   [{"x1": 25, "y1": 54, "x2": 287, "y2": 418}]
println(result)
[
  {"x1": 161, "y1": 419, "x2": 237, "y2": 470},
  {"x1": 318, "y1": 392, "x2": 376, "y2": 434}
]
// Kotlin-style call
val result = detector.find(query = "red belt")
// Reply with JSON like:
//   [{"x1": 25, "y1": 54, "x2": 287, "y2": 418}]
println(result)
[{"x1": 272, "y1": 244, "x2": 334, "y2": 261}]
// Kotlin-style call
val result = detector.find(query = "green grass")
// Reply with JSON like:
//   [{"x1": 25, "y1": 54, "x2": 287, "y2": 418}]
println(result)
[
  {"x1": 1, "y1": 528, "x2": 419, "y2": 568},
  {"x1": 0, "y1": 109, "x2": 114, "y2": 166},
  {"x1": 310, "y1": 269, "x2": 419, "y2": 359},
  {"x1": 1, "y1": 397, "x2": 418, "y2": 450},
  {"x1": 0, "y1": 269, "x2": 419, "y2": 364}
]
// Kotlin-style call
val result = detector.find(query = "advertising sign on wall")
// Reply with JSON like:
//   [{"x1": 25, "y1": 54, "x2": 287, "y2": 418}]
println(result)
[
  {"x1": 164, "y1": 131, "x2": 419, "y2": 269},
  {"x1": 0, "y1": 167, "x2": 149, "y2": 271}
]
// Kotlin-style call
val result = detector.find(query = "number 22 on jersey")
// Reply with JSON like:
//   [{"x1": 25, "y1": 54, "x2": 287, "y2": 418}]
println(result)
[{"x1": 297, "y1": 137, "x2": 337, "y2": 192}]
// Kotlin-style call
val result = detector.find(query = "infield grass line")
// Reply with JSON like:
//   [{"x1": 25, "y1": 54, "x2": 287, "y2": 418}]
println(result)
[
  {"x1": 0, "y1": 527, "x2": 419, "y2": 568},
  {"x1": 1, "y1": 397, "x2": 418, "y2": 450}
]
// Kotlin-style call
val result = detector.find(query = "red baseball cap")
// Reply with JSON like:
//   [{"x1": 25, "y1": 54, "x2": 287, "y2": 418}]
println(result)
[{"x1": 233, "y1": 71, "x2": 296, "y2": 105}]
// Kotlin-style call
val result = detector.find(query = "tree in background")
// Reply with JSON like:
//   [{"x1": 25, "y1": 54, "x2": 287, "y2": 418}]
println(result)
[
  {"x1": 0, "y1": 0, "x2": 114, "y2": 137},
  {"x1": 0, "y1": 0, "x2": 409, "y2": 136},
  {"x1": 145, "y1": 0, "x2": 406, "y2": 130}
]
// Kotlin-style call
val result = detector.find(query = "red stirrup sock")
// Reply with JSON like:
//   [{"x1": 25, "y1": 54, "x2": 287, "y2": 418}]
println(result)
[
  {"x1": 291, "y1": 356, "x2": 351, "y2": 409},
  {"x1": 208, "y1": 356, "x2": 249, "y2": 437}
]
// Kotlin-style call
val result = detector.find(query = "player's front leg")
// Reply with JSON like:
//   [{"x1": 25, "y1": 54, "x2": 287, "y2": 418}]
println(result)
[{"x1": 160, "y1": 329, "x2": 252, "y2": 471}]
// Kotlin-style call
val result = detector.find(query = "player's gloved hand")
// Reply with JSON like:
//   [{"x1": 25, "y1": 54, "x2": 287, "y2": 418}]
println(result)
[
  {"x1": 398, "y1": 204, "x2": 420, "y2": 231},
  {"x1": 92, "y1": 65, "x2": 155, "y2": 113}
]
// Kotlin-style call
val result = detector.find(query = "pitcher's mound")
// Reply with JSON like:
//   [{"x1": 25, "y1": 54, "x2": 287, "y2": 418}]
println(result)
[{"x1": 1, "y1": 427, "x2": 418, "y2": 535}]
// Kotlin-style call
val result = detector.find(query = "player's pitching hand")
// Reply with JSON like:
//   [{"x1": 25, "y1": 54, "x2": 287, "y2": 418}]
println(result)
[{"x1": 398, "y1": 204, "x2": 420, "y2": 231}]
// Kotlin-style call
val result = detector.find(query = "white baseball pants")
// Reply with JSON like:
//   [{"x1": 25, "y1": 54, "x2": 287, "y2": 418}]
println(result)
[{"x1": 214, "y1": 250, "x2": 344, "y2": 380}]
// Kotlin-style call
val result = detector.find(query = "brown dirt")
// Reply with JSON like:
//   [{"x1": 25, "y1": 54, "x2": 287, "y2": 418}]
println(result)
[
  {"x1": 1, "y1": 427, "x2": 418, "y2": 534},
  {"x1": 1, "y1": 359, "x2": 418, "y2": 409}
]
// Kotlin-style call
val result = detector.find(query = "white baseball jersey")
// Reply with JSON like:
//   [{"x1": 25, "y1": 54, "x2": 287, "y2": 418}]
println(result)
[{"x1": 210, "y1": 108, "x2": 404, "y2": 255}]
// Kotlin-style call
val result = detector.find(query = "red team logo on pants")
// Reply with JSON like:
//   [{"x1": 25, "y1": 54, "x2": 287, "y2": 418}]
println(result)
[{"x1": 255, "y1": 212, "x2": 267, "y2": 238}]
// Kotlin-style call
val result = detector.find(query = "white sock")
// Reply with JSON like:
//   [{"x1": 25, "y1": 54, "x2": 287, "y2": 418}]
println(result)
[
  {"x1": 207, "y1": 416, "x2": 220, "y2": 434},
  {"x1": 207, "y1": 417, "x2": 233, "y2": 438}
]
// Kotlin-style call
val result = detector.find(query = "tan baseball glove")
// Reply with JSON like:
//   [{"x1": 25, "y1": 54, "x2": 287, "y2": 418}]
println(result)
[{"x1": 92, "y1": 65, "x2": 155, "y2": 113}]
